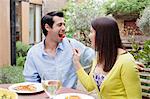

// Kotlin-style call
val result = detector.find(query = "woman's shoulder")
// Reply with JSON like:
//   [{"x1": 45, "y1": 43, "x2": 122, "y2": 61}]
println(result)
[
  {"x1": 119, "y1": 52, "x2": 135, "y2": 62},
  {"x1": 118, "y1": 52, "x2": 137, "y2": 69}
]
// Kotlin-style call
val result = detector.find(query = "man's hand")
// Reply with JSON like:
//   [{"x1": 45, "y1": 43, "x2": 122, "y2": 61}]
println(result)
[{"x1": 135, "y1": 61, "x2": 145, "y2": 71}]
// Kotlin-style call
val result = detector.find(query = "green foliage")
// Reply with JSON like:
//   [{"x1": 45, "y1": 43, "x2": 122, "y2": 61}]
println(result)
[
  {"x1": 103, "y1": 0, "x2": 150, "y2": 15},
  {"x1": 133, "y1": 7, "x2": 150, "y2": 68},
  {"x1": 62, "y1": 0, "x2": 104, "y2": 46},
  {"x1": 130, "y1": 40, "x2": 150, "y2": 68},
  {"x1": 16, "y1": 41, "x2": 31, "y2": 66},
  {"x1": 137, "y1": 7, "x2": 150, "y2": 35},
  {"x1": 0, "y1": 66, "x2": 25, "y2": 84},
  {"x1": 0, "y1": 42, "x2": 30, "y2": 84}
]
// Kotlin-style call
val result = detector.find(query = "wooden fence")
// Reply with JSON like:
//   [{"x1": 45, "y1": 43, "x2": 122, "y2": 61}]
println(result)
[{"x1": 140, "y1": 68, "x2": 150, "y2": 99}]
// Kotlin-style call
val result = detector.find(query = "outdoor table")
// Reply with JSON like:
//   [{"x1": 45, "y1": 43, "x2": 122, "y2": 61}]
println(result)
[{"x1": 0, "y1": 84, "x2": 85, "y2": 99}]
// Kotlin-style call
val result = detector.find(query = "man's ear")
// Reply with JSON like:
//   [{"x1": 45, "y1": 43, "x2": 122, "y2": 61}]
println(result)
[{"x1": 45, "y1": 23, "x2": 51, "y2": 31}]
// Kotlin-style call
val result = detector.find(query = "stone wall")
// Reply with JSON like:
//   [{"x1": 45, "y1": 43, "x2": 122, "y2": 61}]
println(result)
[
  {"x1": 42, "y1": 0, "x2": 67, "y2": 15},
  {"x1": 115, "y1": 16, "x2": 150, "y2": 49}
]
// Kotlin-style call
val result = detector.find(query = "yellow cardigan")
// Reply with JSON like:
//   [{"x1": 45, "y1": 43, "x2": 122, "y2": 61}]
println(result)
[{"x1": 76, "y1": 53, "x2": 142, "y2": 99}]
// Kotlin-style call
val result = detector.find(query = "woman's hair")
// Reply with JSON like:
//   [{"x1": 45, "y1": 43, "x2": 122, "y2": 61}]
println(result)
[{"x1": 91, "y1": 17, "x2": 123, "y2": 72}]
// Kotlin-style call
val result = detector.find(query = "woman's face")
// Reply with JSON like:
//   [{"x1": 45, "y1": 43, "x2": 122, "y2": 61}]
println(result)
[{"x1": 89, "y1": 26, "x2": 96, "y2": 49}]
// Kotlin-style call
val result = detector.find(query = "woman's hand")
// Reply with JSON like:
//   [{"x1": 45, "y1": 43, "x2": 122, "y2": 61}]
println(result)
[{"x1": 73, "y1": 49, "x2": 82, "y2": 70}]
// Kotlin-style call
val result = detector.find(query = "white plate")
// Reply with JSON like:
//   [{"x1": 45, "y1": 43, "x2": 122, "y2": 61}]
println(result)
[
  {"x1": 54, "y1": 93, "x2": 95, "y2": 99},
  {"x1": 8, "y1": 82, "x2": 44, "y2": 94}
]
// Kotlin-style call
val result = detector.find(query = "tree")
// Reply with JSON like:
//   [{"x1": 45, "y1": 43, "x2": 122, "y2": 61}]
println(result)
[
  {"x1": 136, "y1": 7, "x2": 150, "y2": 35},
  {"x1": 103, "y1": 0, "x2": 150, "y2": 16},
  {"x1": 62, "y1": 0, "x2": 104, "y2": 46}
]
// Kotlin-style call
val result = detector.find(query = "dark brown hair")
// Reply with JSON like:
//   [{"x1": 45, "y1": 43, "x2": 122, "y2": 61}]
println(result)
[
  {"x1": 91, "y1": 17, "x2": 123, "y2": 72},
  {"x1": 41, "y1": 11, "x2": 64, "y2": 36}
]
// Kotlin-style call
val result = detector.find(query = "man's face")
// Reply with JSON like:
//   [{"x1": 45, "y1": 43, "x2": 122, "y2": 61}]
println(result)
[{"x1": 46, "y1": 16, "x2": 65, "y2": 43}]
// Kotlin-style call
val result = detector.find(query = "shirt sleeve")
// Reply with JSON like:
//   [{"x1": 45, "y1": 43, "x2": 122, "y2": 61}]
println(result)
[
  {"x1": 121, "y1": 59, "x2": 142, "y2": 99},
  {"x1": 76, "y1": 67, "x2": 95, "y2": 92},
  {"x1": 23, "y1": 50, "x2": 41, "y2": 83},
  {"x1": 70, "y1": 38, "x2": 95, "y2": 66}
]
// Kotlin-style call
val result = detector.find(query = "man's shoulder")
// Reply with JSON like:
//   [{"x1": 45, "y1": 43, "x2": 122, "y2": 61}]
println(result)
[
  {"x1": 67, "y1": 38, "x2": 80, "y2": 42},
  {"x1": 28, "y1": 42, "x2": 43, "y2": 54},
  {"x1": 65, "y1": 37, "x2": 81, "y2": 45},
  {"x1": 62, "y1": 37, "x2": 79, "y2": 46}
]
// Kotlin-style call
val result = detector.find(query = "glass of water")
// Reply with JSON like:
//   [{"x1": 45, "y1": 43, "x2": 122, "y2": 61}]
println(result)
[{"x1": 41, "y1": 70, "x2": 62, "y2": 99}]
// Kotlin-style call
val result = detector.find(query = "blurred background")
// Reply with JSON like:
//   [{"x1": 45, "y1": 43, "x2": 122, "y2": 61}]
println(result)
[{"x1": 0, "y1": 0, "x2": 150, "y2": 98}]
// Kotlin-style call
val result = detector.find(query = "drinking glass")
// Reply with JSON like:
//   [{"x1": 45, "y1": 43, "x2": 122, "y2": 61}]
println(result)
[{"x1": 41, "y1": 70, "x2": 62, "y2": 99}]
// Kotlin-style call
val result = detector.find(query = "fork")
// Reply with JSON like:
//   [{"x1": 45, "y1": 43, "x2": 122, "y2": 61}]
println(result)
[{"x1": 68, "y1": 39, "x2": 78, "y2": 53}]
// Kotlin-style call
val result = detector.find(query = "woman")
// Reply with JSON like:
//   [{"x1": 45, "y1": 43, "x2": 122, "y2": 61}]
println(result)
[{"x1": 73, "y1": 17, "x2": 142, "y2": 99}]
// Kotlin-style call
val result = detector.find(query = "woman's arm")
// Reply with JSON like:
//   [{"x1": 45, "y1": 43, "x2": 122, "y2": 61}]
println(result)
[
  {"x1": 69, "y1": 38, "x2": 95, "y2": 66},
  {"x1": 73, "y1": 49, "x2": 95, "y2": 92},
  {"x1": 121, "y1": 59, "x2": 142, "y2": 99}
]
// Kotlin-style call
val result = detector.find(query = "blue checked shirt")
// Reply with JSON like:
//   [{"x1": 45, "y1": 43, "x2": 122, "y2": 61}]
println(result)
[{"x1": 23, "y1": 37, "x2": 95, "y2": 88}]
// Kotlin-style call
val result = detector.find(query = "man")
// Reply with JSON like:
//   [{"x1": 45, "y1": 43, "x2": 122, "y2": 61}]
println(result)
[{"x1": 23, "y1": 11, "x2": 95, "y2": 88}]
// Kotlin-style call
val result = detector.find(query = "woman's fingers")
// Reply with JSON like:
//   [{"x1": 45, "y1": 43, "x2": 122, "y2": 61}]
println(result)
[
  {"x1": 73, "y1": 49, "x2": 80, "y2": 63},
  {"x1": 73, "y1": 49, "x2": 80, "y2": 55}
]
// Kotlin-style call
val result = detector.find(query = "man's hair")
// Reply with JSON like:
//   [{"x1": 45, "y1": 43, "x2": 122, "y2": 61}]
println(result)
[
  {"x1": 91, "y1": 17, "x2": 123, "y2": 72},
  {"x1": 41, "y1": 11, "x2": 64, "y2": 36}
]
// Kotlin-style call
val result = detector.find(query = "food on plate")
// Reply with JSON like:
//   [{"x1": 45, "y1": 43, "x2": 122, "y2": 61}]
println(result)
[
  {"x1": 14, "y1": 84, "x2": 36, "y2": 91},
  {"x1": 65, "y1": 95, "x2": 80, "y2": 99},
  {"x1": 0, "y1": 88, "x2": 18, "y2": 99}
]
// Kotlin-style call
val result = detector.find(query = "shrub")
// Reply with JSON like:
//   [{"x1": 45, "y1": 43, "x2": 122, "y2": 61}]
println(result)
[
  {"x1": 130, "y1": 40, "x2": 150, "y2": 68},
  {"x1": 0, "y1": 41, "x2": 31, "y2": 84},
  {"x1": 135, "y1": 7, "x2": 150, "y2": 67},
  {"x1": 103, "y1": 0, "x2": 150, "y2": 15},
  {"x1": 16, "y1": 41, "x2": 31, "y2": 66},
  {"x1": 0, "y1": 66, "x2": 25, "y2": 84}
]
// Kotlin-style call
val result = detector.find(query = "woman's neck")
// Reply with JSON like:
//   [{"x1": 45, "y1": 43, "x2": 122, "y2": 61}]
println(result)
[{"x1": 118, "y1": 48, "x2": 126, "y2": 55}]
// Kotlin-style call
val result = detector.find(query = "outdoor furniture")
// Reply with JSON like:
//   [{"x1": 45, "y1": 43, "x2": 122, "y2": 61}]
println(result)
[
  {"x1": 0, "y1": 84, "x2": 46, "y2": 99},
  {"x1": 140, "y1": 68, "x2": 150, "y2": 99},
  {"x1": 0, "y1": 84, "x2": 90, "y2": 99}
]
